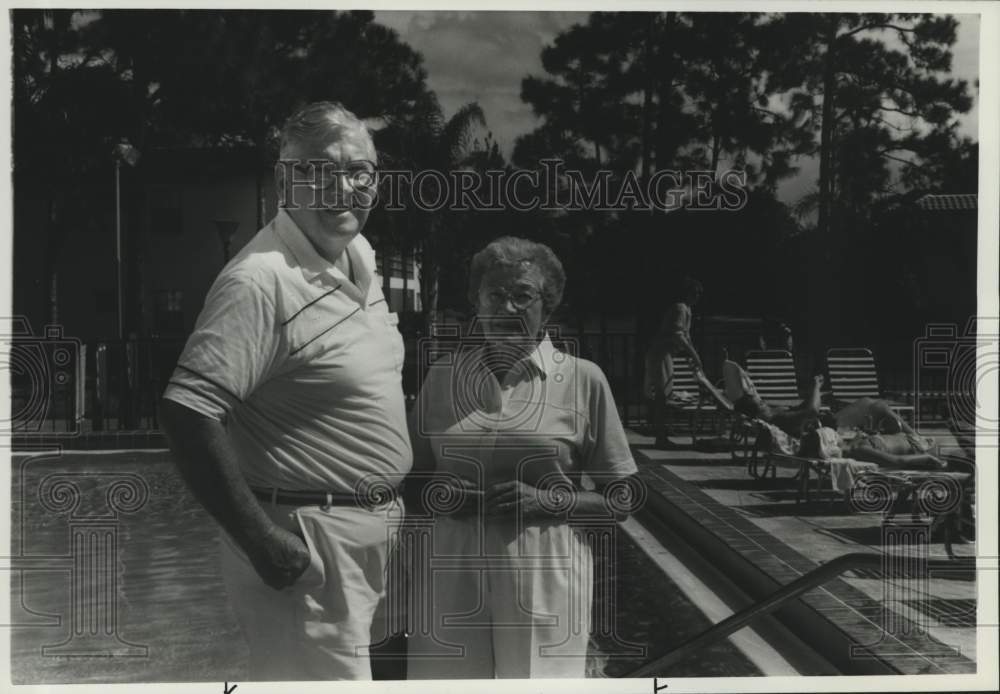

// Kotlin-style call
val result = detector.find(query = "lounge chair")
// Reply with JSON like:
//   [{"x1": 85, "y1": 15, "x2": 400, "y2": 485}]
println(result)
[
  {"x1": 726, "y1": 351, "x2": 820, "y2": 477},
  {"x1": 753, "y1": 426, "x2": 974, "y2": 559},
  {"x1": 826, "y1": 347, "x2": 914, "y2": 422},
  {"x1": 729, "y1": 351, "x2": 799, "y2": 474},
  {"x1": 664, "y1": 355, "x2": 727, "y2": 444},
  {"x1": 744, "y1": 350, "x2": 803, "y2": 408}
]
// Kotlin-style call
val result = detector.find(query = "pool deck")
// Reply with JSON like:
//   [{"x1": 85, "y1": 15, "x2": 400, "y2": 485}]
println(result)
[{"x1": 626, "y1": 425, "x2": 978, "y2": 675}]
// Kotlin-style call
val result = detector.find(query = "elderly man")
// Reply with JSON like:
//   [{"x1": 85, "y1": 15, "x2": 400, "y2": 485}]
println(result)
[{"x1": 160, "y1": 101, "x2": 411, "y2": 681}]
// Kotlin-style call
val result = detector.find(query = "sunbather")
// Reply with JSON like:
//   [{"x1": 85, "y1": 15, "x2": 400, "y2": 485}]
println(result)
[
  {"x1": 831, "y1": 429, "x2": 946, "y2": 470},
  {"x1": 725, "y1": 362, "x2": 945, "y2": 470},
  {"x1": 724, "y1": 362, "x2": 827, "y2": 436}
]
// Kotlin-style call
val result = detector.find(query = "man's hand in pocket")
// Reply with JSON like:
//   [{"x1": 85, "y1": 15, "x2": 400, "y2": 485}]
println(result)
[{"x1": 247, "y1": 524, "x2": 312, "y2": 590}]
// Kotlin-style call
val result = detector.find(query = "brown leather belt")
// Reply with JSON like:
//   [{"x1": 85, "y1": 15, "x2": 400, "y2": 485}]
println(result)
[{"x1": 251, "y1": 486, "x2": 397, "y2": 509}]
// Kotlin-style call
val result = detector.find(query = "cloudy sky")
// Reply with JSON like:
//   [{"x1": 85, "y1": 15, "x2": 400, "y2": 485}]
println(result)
[
  {"x1": 374, "y1": 11, "x2": 590, "y2": 153},
  {"x1": 374, "y1": 10, "x2": 981, "y2": 203}
]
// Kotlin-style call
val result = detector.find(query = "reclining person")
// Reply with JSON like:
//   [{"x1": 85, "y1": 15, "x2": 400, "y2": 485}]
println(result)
[
  {"x1": 827, "y1": 427, "x2": 946, "y2": 470},
  {"x1": 723, "y1": 362, "x2": 826, "y2": 437},
  {"x1": 724, "y1": 362, "x2": 945, "y2": 470}
]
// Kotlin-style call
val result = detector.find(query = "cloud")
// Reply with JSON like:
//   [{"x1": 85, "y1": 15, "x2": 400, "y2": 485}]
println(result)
[
  {"x1": 374, "y1": 10, "x2": 982, "y2": 203},
  {"x1": 373, "y1": 10, "x2": 588, "y2": 154},
  {"x1": 951, "y1": 14, "x2": 980, "y2": 140}
]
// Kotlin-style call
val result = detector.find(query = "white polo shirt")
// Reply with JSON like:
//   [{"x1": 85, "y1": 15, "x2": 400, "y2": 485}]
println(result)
[
  {"x1": 163, "y1": 209, "x2": 412, "y2": 492},
  {"x1": 410, "y1": 333, "x2": 636, "y2": 491}
]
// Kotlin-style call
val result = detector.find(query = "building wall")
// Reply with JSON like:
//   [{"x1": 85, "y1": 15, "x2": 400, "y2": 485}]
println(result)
[
  {"x1": 13, "y1": 156, "x2": 423, "y2": 345},
  {"x1": 12, "y1": 192, "x2": 55, "y2": 338},
  {"x1": 141, "y1": 171, "x2": 269, "y2": 336},
  {"x1": 142, "y1": 175, "x2": 423, "y2": 329},
  {"x1": 12, "y1": 184, "x2": 119, "y2": 342}
]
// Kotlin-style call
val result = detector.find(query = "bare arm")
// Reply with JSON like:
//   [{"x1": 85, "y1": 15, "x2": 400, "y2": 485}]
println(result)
[
  {"x1": 484, "y1": 475, "x2": 638, "y2": 523},
  {"x1": 663, "y1": 302, "x2": 702, "y2": 371},
  {"x1": 160, "y1": 398, "x2": 310, "y2": 589},
  {"x1": 675, "y1": 333, "x2": 702, "y2": 371}
]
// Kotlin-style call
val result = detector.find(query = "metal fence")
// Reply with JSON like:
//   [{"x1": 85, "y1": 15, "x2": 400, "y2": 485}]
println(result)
[
  {"x1": 8, "y1": 336, "x2": 185, "y2": 434},
  {"x1": 86, "y1": 337, "x2": 187, "y2": 430},
  {"x1": 7, "y1": 326, "x2": 929, "y2": 436},
  {"x1": 555, "y1": 329, "x2": 646, "y2": 427}
]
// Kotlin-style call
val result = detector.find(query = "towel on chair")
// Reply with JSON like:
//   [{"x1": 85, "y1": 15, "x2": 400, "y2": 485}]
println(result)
[
  {"x1": 754, "y1": 419, "x2": 799, "y2": 455},
  {"x1": 666, "y1": 390, "x2": 699, "y2": 407},
  {"x1": 827, "y1": 459, "x2": 880, "y2": 493}
]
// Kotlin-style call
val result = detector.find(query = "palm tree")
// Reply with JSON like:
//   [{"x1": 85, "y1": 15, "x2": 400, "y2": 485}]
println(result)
[{"x1": 376, "y1": 101, "x2": 489, "y2": 329}]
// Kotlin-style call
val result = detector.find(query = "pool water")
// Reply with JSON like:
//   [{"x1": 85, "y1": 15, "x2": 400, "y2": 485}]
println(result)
[
  {"x1": 591, "y1": 529, "x2": 760, "y2": 677},
  {"x1": 9, "y1": 451, "x2": 759, "y2": 683}
]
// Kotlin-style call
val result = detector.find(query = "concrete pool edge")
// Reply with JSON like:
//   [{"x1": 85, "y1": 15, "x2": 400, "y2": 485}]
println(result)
[
  {"x1": 633, "y1": 448, "x2": 977, "y2": 676},
  {"x1": 623, "y1": 512, "x2": 840, "y2": 676}
]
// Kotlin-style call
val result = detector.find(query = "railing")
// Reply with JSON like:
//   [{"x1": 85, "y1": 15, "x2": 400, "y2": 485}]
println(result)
[
  {"x1": 7, "y1": 335, "x2": 211, "y2": 434},
  {"x1": 557, "y1": 329, "x2": 645, "y2": 427},
  {"x1": 88, "y1": 337, "x2": 187, "y2": 430},
  {"x1": 8, "y1": 325, "x2": 934, "y2": 435},
  {"x1": 7, "y1": 321, "x2": 87, "y2": 435},
  {"x1": 627, "y1": 552, "x2": 975, "y2": 676}
]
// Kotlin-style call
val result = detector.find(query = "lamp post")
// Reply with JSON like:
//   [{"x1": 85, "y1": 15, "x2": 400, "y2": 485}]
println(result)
[
  {"x1": 112, "y1": 141, "x2": 140, "y2": 430},
  {"x1": 112, "y1": 141, "x2": 140, "y2": 340}
]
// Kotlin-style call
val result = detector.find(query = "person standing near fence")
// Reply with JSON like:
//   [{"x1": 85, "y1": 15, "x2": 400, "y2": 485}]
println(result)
[
  {"x1": 643, "y1": 276, "x2": 731, "y2": 448},
  {"x1": 159, "y1": 101, "x2": 411, "y2": 680}
]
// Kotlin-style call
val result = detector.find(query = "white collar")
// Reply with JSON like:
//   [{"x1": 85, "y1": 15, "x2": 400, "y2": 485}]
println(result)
[{"x1": 273, "y1": 208, "x2": 370, "y2": 292}]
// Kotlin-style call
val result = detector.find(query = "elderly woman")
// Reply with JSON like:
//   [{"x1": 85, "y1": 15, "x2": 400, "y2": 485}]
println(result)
[{"x1": 404, "y1": 237, "x2": 639, "y2": 678}]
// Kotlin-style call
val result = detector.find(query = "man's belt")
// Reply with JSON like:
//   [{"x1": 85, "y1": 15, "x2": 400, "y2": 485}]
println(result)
[{"x1": 251, "y1": 485, "x2": 398, "y2": 509}]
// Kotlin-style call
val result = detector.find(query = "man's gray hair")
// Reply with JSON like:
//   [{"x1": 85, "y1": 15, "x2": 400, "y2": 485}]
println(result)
[
  {"x1": 468, "y1": 236, "x2": 566, "y2": 314},
  {"x1": 278, "y1": 101, "x2": 375, "y2": 160}
]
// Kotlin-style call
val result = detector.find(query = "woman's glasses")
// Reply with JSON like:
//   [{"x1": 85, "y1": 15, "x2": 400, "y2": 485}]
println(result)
[{"x1": 480, "y1": 287, "x2": 541, "y2": 311}]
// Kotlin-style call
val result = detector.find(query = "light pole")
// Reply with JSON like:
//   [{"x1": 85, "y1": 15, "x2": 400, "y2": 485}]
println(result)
[
  {"x1": 112, "y1": 141, "x2": 140, "y2": 430},
  {"x1": 112, "y1": 142, "x2": 140, "y2": 340}
]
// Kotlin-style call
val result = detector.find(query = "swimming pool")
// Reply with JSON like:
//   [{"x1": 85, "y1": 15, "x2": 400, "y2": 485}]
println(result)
[{"x1": 8, "y1": 449, "x2": 829, "y2": 683}]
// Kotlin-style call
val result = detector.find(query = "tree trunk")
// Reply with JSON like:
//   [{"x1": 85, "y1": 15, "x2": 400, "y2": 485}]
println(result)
[
  {"x1": 402, "y1": 243, "x2": 410, "y2": 313},
  {"x1": 640, "y1": 18, "x2": 654, "y2": 183},
  {"x1": 382, "y1": 239, "x2": 392, "y2": 309},
  {"x1": 256, "y1": 168, "x2": 264, "y2": 230},
  {"x1": 809, "y1": 20, "x2": 841, "y2": 366},
  {"x1": 129, "y1": 175, "x2": 149, "y2": 336},
  {"x1": 48, "y1": 269, "x2": 58, "y2": 327},
  {"x1": 711, "y1": 132, "x2": 722, "y2": 177},
  {"x1": 817, "y1": 21, "x2": 837, "y2": 241},
  {"x1": 424, "y1": 262, "x2": 439, "y2": 332},
  {"x1": 422, "y1": 228, "x2": 440, "y2": 334},
  {"x1": 43, "y1": 20, "x2": 62, "y2": 329},
  {"x1": 44, "y1": 197, "x2": 60, "y2": 326}
]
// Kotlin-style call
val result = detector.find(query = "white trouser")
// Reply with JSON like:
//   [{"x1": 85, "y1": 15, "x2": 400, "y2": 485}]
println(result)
[
  {"x1": 218, "y1": 499, "x2": 404, "y2": 681},
  {"x1": 405, "y1": 516, "x2": 593, "y2": 679}
]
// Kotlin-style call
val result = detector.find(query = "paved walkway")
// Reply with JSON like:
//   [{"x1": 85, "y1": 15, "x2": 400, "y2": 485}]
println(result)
[{"x1": 627, "y1": 425, "x2": 977, "y2": 672}]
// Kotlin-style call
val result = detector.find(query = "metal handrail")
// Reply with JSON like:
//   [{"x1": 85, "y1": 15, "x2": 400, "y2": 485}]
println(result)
[{"x1": 628, "y1": 552, "x2": 975, "y2": 677}]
